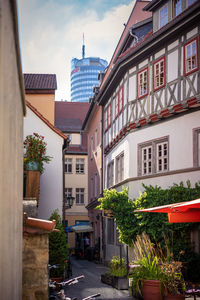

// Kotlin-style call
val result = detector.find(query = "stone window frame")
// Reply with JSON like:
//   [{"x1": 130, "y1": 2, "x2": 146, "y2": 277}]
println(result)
[
  {"x1": 115, "y1": 152, "x2": 124, "y2": 184},
  {"x1": 107, "y1": 160, "x2": 114, "y2": 188},
  {"x1": 193, "y1": 127, "x2": 200, "y2": 167},
  {"x1": 138, "y1": 136, "x2": 169, "y2": 176}
]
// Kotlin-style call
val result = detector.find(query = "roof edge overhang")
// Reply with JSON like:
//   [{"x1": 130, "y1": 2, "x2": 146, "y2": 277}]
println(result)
[{"x1": 97, "y1": 1, "x2": 200, "y2": 106}]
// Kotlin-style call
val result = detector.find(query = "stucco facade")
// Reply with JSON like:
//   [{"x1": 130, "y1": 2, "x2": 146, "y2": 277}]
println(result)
[
  {"x1": 0, "y1": 0, "x2": 26, "y2": 298},
  {"x1": 24, "y1": 105, "x2": 65, "y2": 220},
  {"x1": 25, "y1": 93, "x2": 55, "y2": 125}
]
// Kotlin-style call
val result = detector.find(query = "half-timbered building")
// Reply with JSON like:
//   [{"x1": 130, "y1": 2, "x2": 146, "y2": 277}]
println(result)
[{"x1": 96, "y1": 0, "x2": 200, "y2": 261}]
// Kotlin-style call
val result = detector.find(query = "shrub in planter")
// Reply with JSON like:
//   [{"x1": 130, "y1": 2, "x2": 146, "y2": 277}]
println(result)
[{"x1": 49, "y1": 209, "x2": 68, "y2": 279}]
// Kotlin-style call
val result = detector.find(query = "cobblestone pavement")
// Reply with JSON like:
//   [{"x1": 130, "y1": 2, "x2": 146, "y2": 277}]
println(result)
[{"x1": 64, "y1": 257, "x2": 134, "y2": 300}]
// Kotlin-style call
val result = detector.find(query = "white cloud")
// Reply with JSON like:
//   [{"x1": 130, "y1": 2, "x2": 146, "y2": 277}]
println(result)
[{"x1": 18, "y1": 0, "x2": 134, "y2": 101}]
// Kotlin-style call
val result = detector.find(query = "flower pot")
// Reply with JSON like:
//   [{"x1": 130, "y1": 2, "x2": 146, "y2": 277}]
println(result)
[
  {"x1": 142, "y1": 280, "x2": 164, "y2": 300},
  {"x1": 113, "y1": 276, "x2": 128, "y2": 290},
  {"x1": 164, "y1": 295, "x2": 185, "y2": 300},
  {"x1": 26, "y1": 161, "x2": 40, "y2": 171}
]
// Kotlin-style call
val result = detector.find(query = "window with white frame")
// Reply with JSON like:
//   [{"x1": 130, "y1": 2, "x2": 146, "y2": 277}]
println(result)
[
  {"x1": 193, "y1": 128, "x2": 200, "y2": 167},
  {"x1": 65, "y1": 188, "x2": 72, "y2": 198},
  {"x1": 139, "y1": 137, "x2": 169, "y2": 176},
  {"x1": 159, "y1": 4, "x2": 168, "y2": 28},
  {"x1": 173, "y1": 0, "x2": 182, "y2": 17},
  {"x1": 107, "y1": 104, "x2": 111, "y2": 128},
  {"x1": 116, "y1": 152, "x2": 124, "y2": 184},
  {"x1": 141, "y1": 145, "x2": 153, "y2": 175},
  {"x1": 90, "y1": 177, "x2": 93, "y2": 200},
  {"x1": 65, "y1": 158, "x2": 72, "y2": 173},
  {"x1": 154, "y1": 57, "x2": 165, "y2": 90},
  {"x1": 184, "y1": 38, "x2": 198, "y2": 75},
  {"x1": 76, "y1": 158, "x2": 85, "y2": 174},
  {"x1": 138, "y1": 68, "x2": 148, "y2": 99},
  {"x1": 76, "y1": 188, "x2": 85, "y2": 204},
  {"x1": 107, "y1": 160, "x2": 114, "y2": 188},
  {"x1": 156, "y1": 141, "x2": 168, "y2": 173}
]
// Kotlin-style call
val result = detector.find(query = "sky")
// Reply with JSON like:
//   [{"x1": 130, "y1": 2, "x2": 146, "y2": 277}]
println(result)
[{"x1": 18, "y1": 0, "x2": 135, "y2": 101}]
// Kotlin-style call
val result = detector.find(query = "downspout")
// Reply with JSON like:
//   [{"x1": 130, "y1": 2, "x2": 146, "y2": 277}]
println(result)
[{"x1": 62, "y1": 138, "x2": 70, "y2": 230}]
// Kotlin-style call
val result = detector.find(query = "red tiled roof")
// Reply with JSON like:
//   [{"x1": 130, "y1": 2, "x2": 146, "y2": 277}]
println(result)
[
  {"x1": 26, "y1": 101, "x2": 67, "y2": 140},
  {"x1": 24, "y1": 73, "x2": 57, "y2": 90},
  {"x1": 55, "y1": 101, "x2": 90, "y2": 132},
  {"x1": 101, "y1": 1, "x2": 152, "y2": 88}
]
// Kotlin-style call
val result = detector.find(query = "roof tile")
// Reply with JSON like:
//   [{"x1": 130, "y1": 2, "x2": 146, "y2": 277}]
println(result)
[{"x1": 24, "y1": 73, "x2": 57, "y2": 90}]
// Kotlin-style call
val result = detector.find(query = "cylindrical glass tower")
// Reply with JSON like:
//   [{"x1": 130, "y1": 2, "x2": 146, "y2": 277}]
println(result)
[{"x1": 71, "y1": 57, "x2": 108, "y2": 102}]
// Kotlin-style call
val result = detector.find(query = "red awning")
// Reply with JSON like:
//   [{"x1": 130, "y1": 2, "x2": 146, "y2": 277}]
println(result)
[{"x1": 135, "y1": 198, "x2": 200, "y2": 223}]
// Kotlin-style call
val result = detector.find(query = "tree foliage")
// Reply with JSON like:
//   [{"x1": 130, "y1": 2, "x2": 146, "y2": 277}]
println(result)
[
  {"x1": 97, "y1": 181, "x2": 200, "y2": 281},
  {"x1": 49, "y1": 209, "x2": 68, "y2": 277}
]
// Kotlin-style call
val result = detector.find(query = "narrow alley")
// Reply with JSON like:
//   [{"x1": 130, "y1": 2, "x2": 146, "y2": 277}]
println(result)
[{"x1": 64, "y1": 257, "x2": 134, "y2": 300}]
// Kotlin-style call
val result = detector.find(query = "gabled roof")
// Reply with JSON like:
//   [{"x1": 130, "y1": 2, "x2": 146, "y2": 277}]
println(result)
[
  {"x1": 55, "y1": 101, "x2": 90, "y2": 132},
  {"x1": 100, "y1": 1, "x2": 152, "y2": 88},
  {"x1": 24, "y1": 73, "x2": 57, "y2": 90},
  {"x1": 26, "y1": 101, "x2": 67, "y2": 140}
]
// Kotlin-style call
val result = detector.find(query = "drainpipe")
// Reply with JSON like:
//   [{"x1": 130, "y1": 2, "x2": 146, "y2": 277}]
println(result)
[
  {"x1": 100, "y1": 106, "x2": 105, "y2": 261},
  {"x1": 62, "y1": 138, "x2": 70, "y2": 231}
]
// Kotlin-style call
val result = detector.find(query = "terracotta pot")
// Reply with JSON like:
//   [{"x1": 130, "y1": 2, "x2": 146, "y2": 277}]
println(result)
[
  {"x1": 142, "y1": 280, "x2": 164, "y2": 300},
  {"x1": 164, "y1": 295, "x2": 185, "y2": 300}
]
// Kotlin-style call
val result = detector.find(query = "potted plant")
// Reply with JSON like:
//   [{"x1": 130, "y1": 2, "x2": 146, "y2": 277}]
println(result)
[
  {"x1": 160, "y1": 260, "x2": 186, "y2": 300},
  {"x1": 101, "y1": 256, "x2": 128, "y2": 290},
  {"x1": 130, "y1": 233, "x2": 166, "y2": 300},
  {"x1": 24, "y1": 132, "x2": 52, "y2": 174}
]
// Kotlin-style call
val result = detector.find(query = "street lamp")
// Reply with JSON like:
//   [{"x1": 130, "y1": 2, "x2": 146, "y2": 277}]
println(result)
[{"x1": 65, "y1": 195, "x2": 75, "y2": 209}]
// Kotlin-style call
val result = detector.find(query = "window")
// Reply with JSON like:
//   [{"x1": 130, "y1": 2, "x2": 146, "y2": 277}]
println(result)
[
  {"x1": 118, "y1": 86, "x2": 124, "y2": 114},
  {"x1": 137, "y1": 68, "x2": 148, "y2": 99},
  {"x1": 90, "y1": 177, "x2": 93, "y2": 200},
  {"x1": 94, "y1": 173, "x2": 98, "y2": 198},
  {"x1": 193, "y1": 128, "x2": 200, "y2": 167},
  {"x1": 76, "y1": 188, "x2": 85, "y2": 204},
  {"x1": 156, "y1": 141, "x2": 168, "y2": 173},
  {"x1": 116, "y1": 152, "x2": 124, "y2": 184},
  {"x1": 173, "y1": 0, "x2": 182, "y2": 17},
  {"x1": 153, "y1": 57, "x2": 165, "y2": 90},
  {"x1": 66, "y1": 134, "x2": 71, "y2": 143},
  {"x1": 65, "y1": 158, "x2": 72, "y2": 173},
  {"x1": 107, "y1": 160, "x2": 114, "y2": 188},
  {"x1": 184, "y1": 38, "x2": 198, "y2": 75},
  {"x1": 107, "y1": 219, "x2": 114, "y2": 245},
  {"x1": 94, "y1": 128, "x2": 98, "y2": 154},
  {"x1": 65, "y1": 188, "x2": 72, "y2": 198},
  {"x1": 104, "y1": 104, "x2": 111, "y2": 131},
  {"x1": 139, "y1": 137, "x2": 169, "y2": 176},
  {"x1": 188, "y1": 0, "x2": 196, "y2": 5},
  {"x1": 114, "y1": 86, "x2": 124, "y2": 118},
  {"x1": 90, "y1": 136, "x2": 93, "y2": 160},
  {"x1": 76, "y1": 158, "x2": 85, "y2": 173},
  {"x1": 159, "y1": 4, "x2": 168, "y2": 28}
]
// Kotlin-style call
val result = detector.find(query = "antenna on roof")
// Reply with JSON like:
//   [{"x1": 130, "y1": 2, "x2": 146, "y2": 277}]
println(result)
[{"x1": 82, "y1": 33, "x2": 85, "y2": 59}]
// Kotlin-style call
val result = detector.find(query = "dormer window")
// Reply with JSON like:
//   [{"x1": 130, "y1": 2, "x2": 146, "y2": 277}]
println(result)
[
  {"x1": 173, "y1": 0, "x2": 182, "y2": 17},
  {"x1": 159, "y1": 4, "x2": 168, "y2": 28}
]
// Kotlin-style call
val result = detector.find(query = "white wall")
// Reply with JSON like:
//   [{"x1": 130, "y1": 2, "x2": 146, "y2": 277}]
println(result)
[
  {"x1": 24, "y1": 107, "x2": 64, "y2": 220},
  {"x1": 105, "y1": 110, "x2": 200, "y2": 198}
]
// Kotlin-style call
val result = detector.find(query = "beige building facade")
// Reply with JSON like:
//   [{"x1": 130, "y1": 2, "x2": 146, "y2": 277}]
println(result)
[{"x1": 0, "y1": 0, "x2": 26, "y2": 298}]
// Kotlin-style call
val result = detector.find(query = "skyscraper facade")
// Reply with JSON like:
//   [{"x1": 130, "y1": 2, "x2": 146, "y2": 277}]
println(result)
[{"x1": 70, "y1": 39, "x2": 107, "y2": 102}]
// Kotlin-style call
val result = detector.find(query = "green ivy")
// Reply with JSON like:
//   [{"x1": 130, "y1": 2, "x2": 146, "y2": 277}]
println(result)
[{"x1": 97, "y1": 181, "x2": 200, "y2": 281}]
